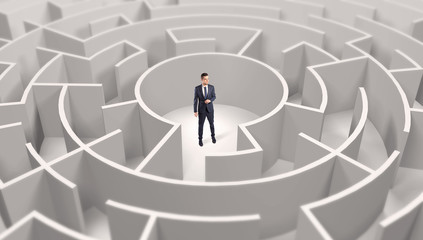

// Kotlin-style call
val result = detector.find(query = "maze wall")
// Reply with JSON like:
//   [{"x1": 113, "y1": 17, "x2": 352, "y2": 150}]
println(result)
[{"x1": 0, "y1": 0, "x2": 423, "y2": 239}]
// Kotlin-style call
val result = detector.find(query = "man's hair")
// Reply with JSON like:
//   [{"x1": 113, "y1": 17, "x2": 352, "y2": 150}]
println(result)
[{"x1": 201, "y1": 73, "x2": 208, "y2": 79}]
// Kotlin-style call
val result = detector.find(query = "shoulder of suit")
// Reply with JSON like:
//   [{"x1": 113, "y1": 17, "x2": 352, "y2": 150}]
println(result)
[{"x1": 209, "y1": 84, "x2": 214, "y2": 88}]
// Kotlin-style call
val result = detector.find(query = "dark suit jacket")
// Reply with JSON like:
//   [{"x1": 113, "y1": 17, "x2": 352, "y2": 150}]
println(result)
[{"x1": 193, "y1": 84, "x2": 216, "y2": 113}]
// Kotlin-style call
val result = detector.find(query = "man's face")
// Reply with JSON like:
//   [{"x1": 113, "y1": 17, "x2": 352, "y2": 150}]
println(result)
[{"x1": 201, "y1": 76, "x2": 209, "y2": 85}]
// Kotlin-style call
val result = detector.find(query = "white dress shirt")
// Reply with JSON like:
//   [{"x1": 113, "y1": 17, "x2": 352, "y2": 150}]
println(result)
[{"x1": 202, "y1": 84, "x2": 209, "y2": 99}]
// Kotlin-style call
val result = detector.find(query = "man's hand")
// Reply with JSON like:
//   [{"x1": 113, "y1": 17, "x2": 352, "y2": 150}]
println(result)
[
  {"x1": 205, "y1": 99, "x2": 211, "y2": 104},
  {"x1": 194, "y1": 112, "x2": 198, "y2": 117}
]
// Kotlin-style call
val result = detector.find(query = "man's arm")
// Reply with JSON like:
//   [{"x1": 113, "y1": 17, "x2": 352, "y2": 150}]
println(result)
[
  {"x1": 193, "y1": 87, "x2": 198, "y2": 115},
  {"x1": 209, "y1": 86, "x2": 216, "y2": 102}
]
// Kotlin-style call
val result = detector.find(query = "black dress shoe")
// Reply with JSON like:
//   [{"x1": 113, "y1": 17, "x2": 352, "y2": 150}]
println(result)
[
  {"x1": 199, "y1": 139, "x2": 203, "y2": 147},
  {"x1": 212, "y1": 137, "x2": 216, "y2": 144}
]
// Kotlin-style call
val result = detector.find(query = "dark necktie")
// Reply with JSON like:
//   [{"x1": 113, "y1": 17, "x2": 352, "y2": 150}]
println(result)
[{"x1": 204, "y1": 86, "x2": 207, "y2": 99}]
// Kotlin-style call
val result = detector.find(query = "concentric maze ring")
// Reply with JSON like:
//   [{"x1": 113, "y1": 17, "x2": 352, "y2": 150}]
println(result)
[{"x1": 1, "y1": 1, "x2": 423, "y2": 240}]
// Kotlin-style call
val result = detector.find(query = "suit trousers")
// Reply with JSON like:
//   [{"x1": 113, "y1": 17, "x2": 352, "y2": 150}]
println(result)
[{"x1": 198, "y1": 109, "x2": 215, "y2": 140}]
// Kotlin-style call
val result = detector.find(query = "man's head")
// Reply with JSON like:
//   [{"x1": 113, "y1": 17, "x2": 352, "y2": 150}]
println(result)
[{"x1": 201, "y1": 72, "x2": 209, "y2": 86}]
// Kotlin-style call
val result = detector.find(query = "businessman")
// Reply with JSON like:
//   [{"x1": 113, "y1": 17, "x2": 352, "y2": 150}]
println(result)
[{"x1": 194, "y1": 73, "x2": 216, "y2": 147}]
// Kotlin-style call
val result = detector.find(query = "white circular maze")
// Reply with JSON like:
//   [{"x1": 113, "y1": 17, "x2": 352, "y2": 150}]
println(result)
[{"x1": 0, "y1": 0, "x2": 423, "y2": 239}]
